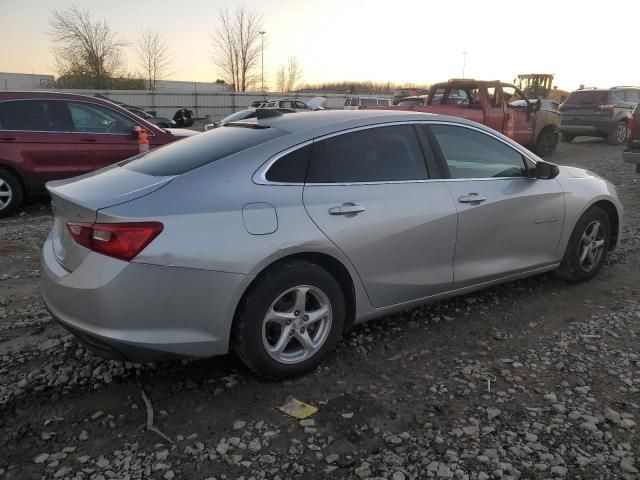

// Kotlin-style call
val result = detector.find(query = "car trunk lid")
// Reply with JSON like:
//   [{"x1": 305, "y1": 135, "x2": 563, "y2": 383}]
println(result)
[{"x1": 47, "y1": 166, "x2": 175, "y2": 272}]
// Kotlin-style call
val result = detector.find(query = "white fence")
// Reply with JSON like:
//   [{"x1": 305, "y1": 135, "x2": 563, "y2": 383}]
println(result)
[{"x1": 50, "y1": 89, "x2": 372, "y2": 121}]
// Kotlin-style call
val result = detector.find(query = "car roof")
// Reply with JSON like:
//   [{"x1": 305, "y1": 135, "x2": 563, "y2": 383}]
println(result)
[
  {"x1": 238, "y1": 109, "x2": 489, "y2": 135},
  {"x1": 0, "y1": 90, "x2": 123, "y2": 105}
]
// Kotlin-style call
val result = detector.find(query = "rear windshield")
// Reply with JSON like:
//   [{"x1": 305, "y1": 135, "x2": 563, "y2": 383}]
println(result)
[
  {"x1": 564, "y1": 91, "x2": 609, "y2": 105},
  {"x1": 122, "y1": 125, "x2": 286, "y2": 176}
]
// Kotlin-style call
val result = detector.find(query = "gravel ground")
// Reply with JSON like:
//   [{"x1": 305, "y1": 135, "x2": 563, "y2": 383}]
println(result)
[{"x1": 1, "y1": 139, "x2": 638, "y2": 480}]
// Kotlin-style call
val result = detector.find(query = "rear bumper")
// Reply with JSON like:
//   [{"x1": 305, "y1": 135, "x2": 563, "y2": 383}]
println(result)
[
  {"x1": 560, "y1": 119, "x2": 615, "y2": 136},
  {"x1": 40, "y1": 233, "x2": 252, "y2": 362}
]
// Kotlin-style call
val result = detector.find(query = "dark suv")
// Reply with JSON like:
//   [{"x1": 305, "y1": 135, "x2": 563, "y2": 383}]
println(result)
[{"x1": 559, "y1": 87, "x2": 640, "y2": 145}]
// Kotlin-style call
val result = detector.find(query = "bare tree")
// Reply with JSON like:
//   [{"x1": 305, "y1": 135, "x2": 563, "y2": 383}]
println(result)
[
  {"x1": 135, "y1": 28, "x2": 173, "y2": 90},
  {"x1": 48, "y1": 5, "x2": 127, "y2": 88},
  {"x1": 210, "y1": 6, "x2": 263, "y2": 92},
  {"x1": 285, "y1": 57, "x2": 303, "y2": 92},
  {"x1": 275, "y1": 66, "x2": 286, "y2": 94}
]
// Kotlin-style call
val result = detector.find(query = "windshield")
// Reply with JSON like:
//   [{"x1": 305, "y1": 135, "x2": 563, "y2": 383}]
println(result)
[
  {"x1": 221, "y1": 110, "x2": 257, "y2": 123},
  {"x1": 122, "y1": 124, "x2": 286, "y2": 176}
]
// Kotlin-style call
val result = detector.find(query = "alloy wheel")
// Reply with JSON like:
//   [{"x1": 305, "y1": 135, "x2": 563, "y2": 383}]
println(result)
[
  {"x1": 0, "y1": 178, "x2": 13, "y2": 211},
  {"x1": 262, "y1": 285, "x2": 332, "y2": 364},
  {"x1": 579, "y1": 220, "x2": 605, "y2": 272},
  {"x1": 615, "y1": 123, "x2": 628, "y2": 144}
]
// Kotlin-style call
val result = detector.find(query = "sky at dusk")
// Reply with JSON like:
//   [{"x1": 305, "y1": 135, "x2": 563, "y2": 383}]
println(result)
[{"x1": 1, "y1": 0, "x2": 638, "y2": 91}]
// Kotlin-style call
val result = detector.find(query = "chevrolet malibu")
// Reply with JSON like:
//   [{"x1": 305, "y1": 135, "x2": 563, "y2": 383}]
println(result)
[{"x1": 41, "y1": 110, "x2": 623, "y2": 379}]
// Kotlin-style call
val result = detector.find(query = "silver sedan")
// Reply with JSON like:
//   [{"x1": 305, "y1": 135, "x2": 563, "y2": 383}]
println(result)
[{"x1": 41, "y1": 110, "x2": 623, "y2": 378}]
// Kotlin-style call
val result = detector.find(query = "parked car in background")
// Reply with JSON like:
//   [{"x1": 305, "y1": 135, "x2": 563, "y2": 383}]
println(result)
[
  {"x1": 344, "y1": 97, "x2": 392, "y2": 110},
  {"x1": 203, "y1": 108, "x2": 295, "y2": 131},
  {"x1": 125, "y1": 107, "x2": 176, "y2": 129},
  {"x1": 41, "y1": 110, "x2": 622, "y2": 379},
  {"x1": 0, "y1": 91, "x2": 197, "y2": 216},
  {"x1": 393, "y1": 87, "x2": 429, "y2": 104},
  {"x1": 397, "y1": 95, "x2": 428, "y2": 106},
  {"x1": 623, "y1": 103, "x2": 640, "y2": 173},
  {"x1": 363, "y1": 79, "x2": 560, "y2": 156},
  {"x1": 560, "y1": 87, "x2": 640, "y2": 145},
  {"x1": 263, "y1": 97, "x2": 327, "y2": 111}
]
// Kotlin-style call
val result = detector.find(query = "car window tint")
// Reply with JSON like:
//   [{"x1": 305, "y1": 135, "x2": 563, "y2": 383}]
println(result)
[
  {"x1": 430, "y1": 125, "x2": 527, "y2": 179},
  {"x1": 0, "y1": 100, "x2": 71, "y2": 131},
  {"x1": 265, "y1": 144, "x2": 311, "y2": 183},
  {"x1": 68, "y1": 102, "x2": 136, "y2": 134},
  {"x1": 627, "y1": 90, "x2": 640, "y2": 103},
  {"x1": 123, "y1": 124, "x2": 287, "y2": 176},
  {"x1": 306, "y1": 125, "x2": 428, "y2": 183}
]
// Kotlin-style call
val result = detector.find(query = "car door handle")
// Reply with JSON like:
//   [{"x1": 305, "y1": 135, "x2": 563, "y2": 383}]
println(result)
[
  {"x1": 458, "y1": 193, "x2": 487, "y2": 204},
  {"x1": 0, "y1": 136, "x2": 17, "y2": 141},
  {"x1": 328, "y1": 203, "x2": 366, "y2": 215},
  {"x1": 79, "y1": 138, "x2": 98, "y2": 143}
]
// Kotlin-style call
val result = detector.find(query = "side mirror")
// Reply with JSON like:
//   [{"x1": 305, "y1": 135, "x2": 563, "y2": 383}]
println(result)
[
  {"x1": 131, "y1": 125, "x2": 142, "y2": 138},
  {"x1": 527, "y1": 100, "x2": 541, "y2": 113},
  {"x1": 535, "y1": 160, "x2": 560, "y2": 179}
]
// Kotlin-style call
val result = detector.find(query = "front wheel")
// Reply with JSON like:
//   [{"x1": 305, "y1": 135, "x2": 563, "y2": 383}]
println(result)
[
  {"x1": 535, "y1": 129, "x2": 558, "y2": 157},
  {"x1": 555, "y1": 207, "x2": 610, "y2": 283},
  {"x1": 0, "y1": 168, "x2": 24, "y2": 218},
  {"x1": 233, "y1": 260, "x2": 345, "y2": 379}
]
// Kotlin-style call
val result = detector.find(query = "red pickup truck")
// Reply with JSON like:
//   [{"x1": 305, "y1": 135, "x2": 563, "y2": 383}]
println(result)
[{"x1": 363, "y1": 79, "x2": 560, "y2": 157}]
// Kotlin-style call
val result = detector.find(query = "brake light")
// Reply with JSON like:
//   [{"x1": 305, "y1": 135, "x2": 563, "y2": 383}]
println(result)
[
  {"x1": 595, "y1": 104, "x2": 615, "y2": 112},
  {"x1": 67, "y1": 222, "x2": 163, "y2": 261}
]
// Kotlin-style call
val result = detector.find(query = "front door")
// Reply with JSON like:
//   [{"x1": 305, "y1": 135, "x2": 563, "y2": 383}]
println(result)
[
  {"x1": 428, "y1": 123, "x2": 565, "y2": 287},
  {"x1": 501, "y1": 85, "x2": 536, "y2": 146},
  {"x1": 67, "y1": 101, "x2": 141, "y2": 170},
  {"x1": 302, "y1": 124, "x2": 458, "y2": 308}
]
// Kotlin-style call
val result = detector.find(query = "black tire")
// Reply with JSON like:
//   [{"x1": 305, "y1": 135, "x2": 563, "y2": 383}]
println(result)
[
  {"x1": 0, "y1": 168, "x2": 23, "y2": 218},
  {"x1": 534, "y1": 128, "x2": 558, "y2": 157},
  {"x1": 607, "y1": 121, "x2": 628, "y2": 145},
  {"x1": 555, "y1": 206, "x2": 610, "y2": 283},
  {"x1": 561, "y1": 132, "x2": 575, "y2": 143},
  {"x1": 232, "y1": 260, "x2": 346, "y2": 379}
]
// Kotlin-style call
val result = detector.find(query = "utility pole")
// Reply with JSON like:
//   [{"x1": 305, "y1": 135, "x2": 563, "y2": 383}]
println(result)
[
  {"x1": 259, "y1": 30, "x2": 266, "y2": 94},
  {"x1": 462, "y1": 51, "x2": 467, "y2": 79}
]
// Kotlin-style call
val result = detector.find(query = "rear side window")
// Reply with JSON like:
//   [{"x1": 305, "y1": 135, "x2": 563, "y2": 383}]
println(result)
[
  {"x1": 626, "y1": 90, "x2": 640, "y2": 103},
  {"x1": 0, "y1": 100, "x2": 71, "y2": 131},
  {"x1": 265, "y1": 144, "x2": 311, "y2": 183},
  {"x1": 430, "y1": 125, "x2": 527, "y2": 179},
  {"x1": 68, "y1": 102, "x2": 136, "y2": 134},
  {"x1": 306, "y1": 124, "x2": 428, "y2": 183},
  {"x1": 123, "y1": 125, "x2": 286, "y2": 176},
  {"x1": 564, "y1": 91, "x2": 609, "y2": 105}
]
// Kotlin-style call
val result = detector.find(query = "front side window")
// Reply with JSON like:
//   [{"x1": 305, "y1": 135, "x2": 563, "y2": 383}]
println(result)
[
  {"x1": 502, "y1": 86, "x2": 527, "y2": 108},
  {"x1": 68, "y1": 102, "x2": 136, "y2": 134},
  {"x1": 306, "y1": 124, "x2": 428, "y2": 183},
  {"x1": 0, "y1": 100, "x2": 71, "y2": 131},
  {"x1": 430, "y1": 125, "x2": 528, "y2": 179}
]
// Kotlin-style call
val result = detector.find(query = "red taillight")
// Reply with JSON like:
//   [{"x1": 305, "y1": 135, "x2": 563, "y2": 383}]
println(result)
[
  {"x1": 595, "y1": 104, "x2": 615, "y2": 113},
  {"x1": 67, "y1": 222, "x2": 163, "y2": 261}
]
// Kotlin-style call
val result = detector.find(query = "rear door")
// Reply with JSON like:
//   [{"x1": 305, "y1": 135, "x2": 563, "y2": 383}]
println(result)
[
  {"x1": 67, "y1": 101, "x2": 141, "y2": 170},
  {"x1": 0, "y1": 99, "x2": 80, "y2": 184},
  {"x1": 501, "y1": 85, "x2": 535, "y2": 145},
  {"x1": 427, "y1": 123, "x2": 564, "y2": 287},
  {"x1": 303, "y1": 123, "x2": 458, "y2": 308}
]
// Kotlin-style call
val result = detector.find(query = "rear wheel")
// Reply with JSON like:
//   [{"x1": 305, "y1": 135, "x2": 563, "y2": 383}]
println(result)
[
  {"x1": 534, "y1": 128, "x2": 558, "y2": 157},
  {"x1": 561, "y1": 132, "x2": 575, "y2": 143},
  {"x1": 0, "y1": 168, "x2": 23, "y2": 218},
  {"x1": 555, "y1": 207, "x2": 610, "y2": 283},
  {"x1": 233, "y1": 260, "x2": 345, "y2": 379},
  {"x1": 608, "y1": 121, "x2": 627, "y2": 145}
]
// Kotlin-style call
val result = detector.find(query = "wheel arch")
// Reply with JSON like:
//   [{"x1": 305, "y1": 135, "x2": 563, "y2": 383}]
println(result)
[
  {"x1": 232, "y1": 252, "x2": 358, "y2": 336},
  {"x1": 590, "y1": 199, "x2": 620, "y2": 250},
  {"x1": 0, "y1": 160, "x2": 27, "y2": 194}
]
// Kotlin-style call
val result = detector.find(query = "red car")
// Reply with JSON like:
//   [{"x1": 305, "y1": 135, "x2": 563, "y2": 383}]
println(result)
[{"x1": 0, "y1": 91, "x2": 197, "y2": 216}]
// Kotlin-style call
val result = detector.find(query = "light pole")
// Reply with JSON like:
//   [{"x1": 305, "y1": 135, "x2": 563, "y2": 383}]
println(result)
[
  {"x1": 462, "y1": 51, "x2": 467, "y2": 79},
  {"x1": 259, "y1": 30, "x2": 266, "y2": 94}
]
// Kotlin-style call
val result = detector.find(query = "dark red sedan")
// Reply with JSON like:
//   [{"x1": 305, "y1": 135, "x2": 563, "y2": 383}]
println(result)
[{"x1": 0, "y1": 91, "x2": 197, "y2": 216}]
